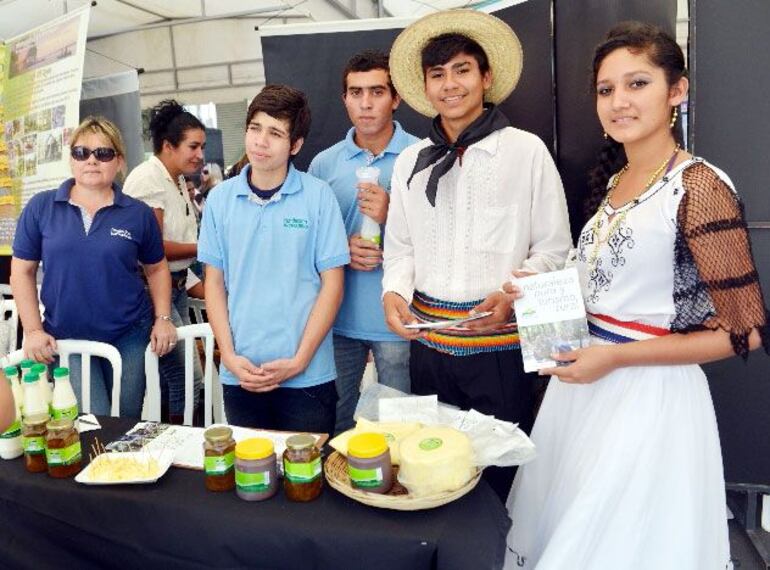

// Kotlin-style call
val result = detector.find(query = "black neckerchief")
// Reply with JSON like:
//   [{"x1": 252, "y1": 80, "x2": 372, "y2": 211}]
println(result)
[{"x1": 407, "y1": 105, "x2": 510, "y2": 206}]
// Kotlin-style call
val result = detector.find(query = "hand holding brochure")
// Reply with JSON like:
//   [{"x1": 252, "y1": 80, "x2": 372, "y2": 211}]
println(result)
[{"x1": 513, "y1": 268, "x2": 591, "y2": 372}]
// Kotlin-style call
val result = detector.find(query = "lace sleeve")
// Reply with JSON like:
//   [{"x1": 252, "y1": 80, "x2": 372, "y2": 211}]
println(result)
[{"x1": 672, "y1": 161, "x2": 769, "y2": 357}]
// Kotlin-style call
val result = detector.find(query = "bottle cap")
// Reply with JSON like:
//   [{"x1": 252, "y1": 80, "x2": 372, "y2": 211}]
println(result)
[
  {"x1": 23, "y1": 373, "x2": 40, "y2": 383},
  {"x1": 53, "y1": 367, "x2": 69, "y2": 378},
  {"x1": 31, "y1": 363, "x2": 47, "y2": 375},
  {"x1": 4, "y1": 366, "x2": 18, "y2": 377}
]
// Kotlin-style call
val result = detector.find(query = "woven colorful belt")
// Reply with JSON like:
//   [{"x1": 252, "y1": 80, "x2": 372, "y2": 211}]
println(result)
[
  {"x1": 587, "y1": 313, "x2": 670, "y2": 344},
  {"x1": 411, "y1": 290, "x2": 519, "y2": 357}
]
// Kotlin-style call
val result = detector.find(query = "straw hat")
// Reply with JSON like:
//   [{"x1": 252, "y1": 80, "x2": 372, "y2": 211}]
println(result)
[{"x1": 390, "y1": 10, "x2": 523, "y2": 117}]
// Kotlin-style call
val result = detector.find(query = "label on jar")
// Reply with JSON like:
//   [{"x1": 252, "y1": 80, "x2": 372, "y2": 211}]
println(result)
[
  {"x1": 52, "y1": 405, "x2": 78, "y2": 421},
  {"x1": 23, "y1": 435, "x2": 46, "y2": 455},
  {"x1": 349, "y1": 466, "x2": 383, "y2": 488},
  {"x1": 235, "y1": 469, "x2": 271, "y2": 493},
  {"x1": 205, "y1": 451, "x2": 235, "y2": 475},
  {"x1": 284, "y1": 457, "x2": 322, "y2": 483},
  {"x1": 46, "y1": 441, "x2": 82, "y2": 466},
  {"x1": 1, "y1": 420, "x2": 21, "y2": 439}
]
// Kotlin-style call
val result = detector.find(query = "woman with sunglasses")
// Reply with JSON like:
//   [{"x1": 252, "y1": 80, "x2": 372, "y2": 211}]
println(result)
[{"x1": 10, "y1": 116, "x2": 177, "y2": 417}]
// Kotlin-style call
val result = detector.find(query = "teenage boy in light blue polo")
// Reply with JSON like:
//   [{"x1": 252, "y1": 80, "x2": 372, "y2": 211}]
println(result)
[
  {"x1": 199, "y1": 85, "x2": 349, "y2": 434},
  {"x1": 309, "y1": 50, "x2": 419, "y2": 434}
]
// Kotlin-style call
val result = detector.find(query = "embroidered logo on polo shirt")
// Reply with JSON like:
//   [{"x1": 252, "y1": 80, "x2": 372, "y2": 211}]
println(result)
[
  {"x1": 283, "y1": 217, "x2": 309, "y2": 230},
  {"x1": 110, "y1": 228, "x2": 133, "y2": 240}
]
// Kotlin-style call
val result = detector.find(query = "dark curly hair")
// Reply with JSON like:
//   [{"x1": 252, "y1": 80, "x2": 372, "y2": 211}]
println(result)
[
  {"x1": 148, "y1": 99, "x2": 206, "y2": 155},
  {"x1": 585, "y1": 21, "x2": 687, "y2": 219}
]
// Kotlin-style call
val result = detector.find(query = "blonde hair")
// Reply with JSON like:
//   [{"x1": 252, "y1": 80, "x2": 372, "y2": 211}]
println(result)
[
  {"x1": 70, "y1": 116, "x2": 127, "y2": 178},
  {"x1": 70, "y1": 116, "x2": 127, "y2": 158}
]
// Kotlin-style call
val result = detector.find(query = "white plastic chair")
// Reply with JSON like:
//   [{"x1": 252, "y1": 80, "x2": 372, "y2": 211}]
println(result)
[
  {"x1": 0, "y1": 349, "x2": 25, "y2": 369},
  {"x1": 57, "y1": 339, "x2": 122, "y2": 417},
  {"x1": 0, "y1": 298, "x2": 18, "y2": 355},
  {"x1": 144, "y1": 323, "x2": 223, "y2": 426}
]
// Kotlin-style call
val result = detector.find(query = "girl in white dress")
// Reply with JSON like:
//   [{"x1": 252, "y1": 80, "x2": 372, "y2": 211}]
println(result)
[{"x1": 504, "y1": 22, "x2": 769, "y2": 570}]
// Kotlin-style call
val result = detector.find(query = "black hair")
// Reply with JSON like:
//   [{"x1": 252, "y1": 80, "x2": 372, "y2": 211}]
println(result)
[
  {"x1": 585, "y1": 21, "x2": 687, "y2": 220},
  {"x1": 421, "y1": 33, "x2": 490, "y2": 77},
  {"x1": 148, "y1": 99, "x2": 206, "y2": 155},
  {"x1": 245, "y1": 84, "x2": 311, "y2": 147},
  {"x1": 342, "y1": 50, "x2": 396, "y2": 97}
]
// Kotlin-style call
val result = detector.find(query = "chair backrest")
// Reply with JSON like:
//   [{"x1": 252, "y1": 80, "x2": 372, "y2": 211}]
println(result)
[
  {"x1": 188, "y1": 298, "x2": 207, "y2": 325},
  {"x1": 0, "y1": 284, "x2": 12, "y2": 298},
  {"x1": 57, "y1": 339, "x2": 122, "y2": 417},
  {"x1": 0, "y1": 349, "x2": 26, "y2": 369},
  {"x1": 144, "y1": 323, "x2": 222, "y2": 426}
]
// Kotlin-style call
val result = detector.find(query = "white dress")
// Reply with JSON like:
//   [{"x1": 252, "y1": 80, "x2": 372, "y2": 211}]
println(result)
[{"x1": 505, "y1": 158, "x2": 732, "y2": 570}]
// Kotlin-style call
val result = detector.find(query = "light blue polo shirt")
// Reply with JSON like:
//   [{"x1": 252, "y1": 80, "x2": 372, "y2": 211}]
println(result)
[
  {"x1": 198, "y1": 164, "x2": 350, "y2": 388},
  {"x1": 308, "y1": 121, "x2": 419, "y2": 342}
]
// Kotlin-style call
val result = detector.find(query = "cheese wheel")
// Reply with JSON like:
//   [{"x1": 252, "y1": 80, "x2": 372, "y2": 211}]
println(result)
[{"x1": 397, "y1": 426, "x2": 476, "y2": 497}]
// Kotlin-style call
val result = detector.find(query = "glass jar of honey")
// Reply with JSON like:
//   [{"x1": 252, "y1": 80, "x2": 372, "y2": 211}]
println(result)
[
  {"x1": 45, "y1": 418, "x2": 82, "y2": 478},
  {"x1": 21, "y1": 413, "x2": 49, "y2": 473},
  {"x1": 282, "y1": 434, "x2": 322, "y2": 502},
  {"x1": 203, "y1": 426, "x2": 236, "y2": 492}
]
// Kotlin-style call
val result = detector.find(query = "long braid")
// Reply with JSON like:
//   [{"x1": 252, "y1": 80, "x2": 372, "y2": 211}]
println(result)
[{"x1": 585, "y1": 138, "x2": 626, "y2": 219}]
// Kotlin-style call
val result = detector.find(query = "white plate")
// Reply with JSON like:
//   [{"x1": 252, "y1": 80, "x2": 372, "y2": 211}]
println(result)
[{"x1": 75, "y1": 451, "x2": 175, "y2": 485}]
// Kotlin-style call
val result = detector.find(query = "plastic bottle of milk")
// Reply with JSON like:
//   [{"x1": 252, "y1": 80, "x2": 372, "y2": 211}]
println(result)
[
  {"x1": 31, "y1": 363, "x2": 53, "y2": 410},
  {"x1": 0, "y1": 376, "x2": 23, "y2": 459},
  {"x1": 356, "y1": 166, "x2": 382, "y2": 245},
  {"x1": 51, "y1": 367, "x2": 78, "y2": 421},
  {"x1": 22, "y1": 373, "x2": 49, "y2": 418},
  {"x1": 4, "y1": 366, "x2": 22, "y2": 417}
]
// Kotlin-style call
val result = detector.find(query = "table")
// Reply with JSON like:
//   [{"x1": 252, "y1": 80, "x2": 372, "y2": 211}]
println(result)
[{"x1": 0, "y1": 417, "x2": 511, "y2": 570}]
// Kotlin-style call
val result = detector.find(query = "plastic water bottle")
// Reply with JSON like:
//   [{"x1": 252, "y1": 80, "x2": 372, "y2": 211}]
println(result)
[
  {"x1": 51, "y1": 367, "x2": 78, "y2": 421},
  {"x1": 356, "y1": 166, "x2": 382, "y2": 245},
  {"x1": 22, "y1": 373, "x2": 49, "y2": 418},
  {"x1": 0, "y1": 375, "x2": 23, "y2": 459}
]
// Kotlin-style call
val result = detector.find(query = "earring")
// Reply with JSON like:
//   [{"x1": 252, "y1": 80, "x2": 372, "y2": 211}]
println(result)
[
  {"x1": 603, "y1": 132, "x2": 608, "y2": 139},
  {"x1": 670, "y1": 106, "x2": 679, "y2": 129}
]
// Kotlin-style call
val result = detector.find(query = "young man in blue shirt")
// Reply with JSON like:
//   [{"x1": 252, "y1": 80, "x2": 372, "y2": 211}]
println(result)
[
  {"x1": 309, "y1": 51, "x2": 419, "y2": 433},
  {"x1": 199, "y1": 85, "x2": 350, "y2": 434}
]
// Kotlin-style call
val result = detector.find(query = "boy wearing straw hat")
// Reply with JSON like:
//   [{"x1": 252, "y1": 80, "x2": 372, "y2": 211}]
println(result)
[
  {"x1": 309, "y1": 50, "x2": 419, "y2": 434},
  {"x1": 383, "y1": 10, "x2": 572, "y2": 499}
]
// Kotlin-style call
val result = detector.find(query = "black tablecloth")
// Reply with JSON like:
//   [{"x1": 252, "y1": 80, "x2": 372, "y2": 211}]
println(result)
[{"x1": 0, "y1": 417, "x2": 511, "y2": 570}]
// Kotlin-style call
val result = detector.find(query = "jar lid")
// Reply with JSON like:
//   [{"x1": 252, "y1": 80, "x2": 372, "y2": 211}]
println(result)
[
  {"x1": 23, "y1": 373, "x2": 40, "y2": 383},
  {"x1": 4, "y1": 366, "x2": 18, "y2": 377},
  {"x1": 204, "y1": 425, "x2": 233, "y2": 443},
  {"x1": 348, "y1": 432, "x2": 389, "y2": 459},
  {"x1": 236, "y1": 437, "x2": 274, "y2": 460},
  {"x1": 23, "y1": 413, "x2": 50, "y2": 427},
  {"x1": 46, "y1": 418, "x2": 75, "y2": 431},
  {"x1": 53, "y1": 367, "x2": 69, "y2": 378},
  {"x1": 285, "y1": 434, "x2": 315, "y2": 451}
]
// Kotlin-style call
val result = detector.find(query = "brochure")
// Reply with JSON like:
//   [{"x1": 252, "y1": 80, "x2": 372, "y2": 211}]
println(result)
[{"x1": 513, "y1": 267, "x2": 590, "y2": 372}]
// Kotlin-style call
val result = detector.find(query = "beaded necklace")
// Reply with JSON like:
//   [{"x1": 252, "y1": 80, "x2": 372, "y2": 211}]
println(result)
[{"x1": 587, "y1": 145, "x2": 680, "y2": 268}]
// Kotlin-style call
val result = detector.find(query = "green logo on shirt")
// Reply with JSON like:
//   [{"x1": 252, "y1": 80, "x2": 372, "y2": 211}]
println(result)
[{"x1": 283, "y1": 217, "x2": 309, "y2": 229}]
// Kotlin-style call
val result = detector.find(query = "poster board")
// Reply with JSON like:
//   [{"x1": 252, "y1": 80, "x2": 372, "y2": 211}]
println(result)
[{"x1": 0, "y1": 6, "x2": 90, "y2": 254}]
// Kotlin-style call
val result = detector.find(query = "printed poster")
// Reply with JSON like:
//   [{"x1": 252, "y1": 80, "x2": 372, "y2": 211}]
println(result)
[{"x1": 0, "y1": 6, "x2": 90, "y2": 254}]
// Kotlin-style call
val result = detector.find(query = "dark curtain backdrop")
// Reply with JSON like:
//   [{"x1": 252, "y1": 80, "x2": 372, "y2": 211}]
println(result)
[{"x1": 689, "y1": 0, "x2": 770, "y2": 486}]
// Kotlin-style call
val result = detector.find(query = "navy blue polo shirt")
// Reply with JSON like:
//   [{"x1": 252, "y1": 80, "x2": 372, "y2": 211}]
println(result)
[{"x1": 13, "y1": 179, "x2": 165, "y2": 343}]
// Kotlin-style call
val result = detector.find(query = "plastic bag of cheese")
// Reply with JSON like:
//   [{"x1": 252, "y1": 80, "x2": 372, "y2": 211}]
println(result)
[
  {"x1": 329, "y1": 419, "x2": 422, "y2": 465},
  {"x1": 397, "y1": 426, "x2": 476, "y2": 497}
]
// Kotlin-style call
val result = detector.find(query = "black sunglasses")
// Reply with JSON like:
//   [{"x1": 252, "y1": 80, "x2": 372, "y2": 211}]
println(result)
[{"x1": 71, "y1": 146, "x2": 117, "y2": 162}]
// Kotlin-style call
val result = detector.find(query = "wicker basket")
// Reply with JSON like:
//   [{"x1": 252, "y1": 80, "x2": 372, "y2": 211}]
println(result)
[{"x1": 323, "y1": 451, "x2": 482, "y2": 511}]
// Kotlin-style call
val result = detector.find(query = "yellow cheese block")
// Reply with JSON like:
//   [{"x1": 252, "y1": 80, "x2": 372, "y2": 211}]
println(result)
[
  {"x1": 397, "y1": 426, "x2": 476, "y2": 497},
  {"x1": 328, "y1": 419, "x2": 422, "y2": 465}
]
